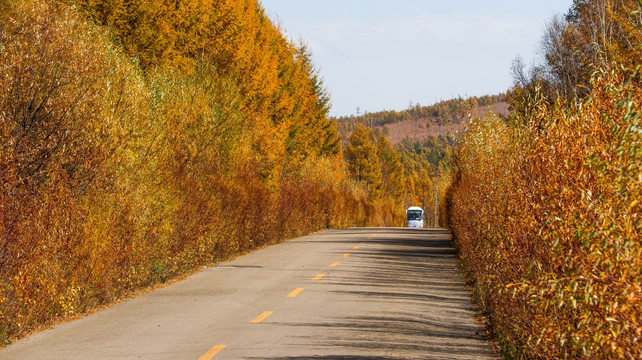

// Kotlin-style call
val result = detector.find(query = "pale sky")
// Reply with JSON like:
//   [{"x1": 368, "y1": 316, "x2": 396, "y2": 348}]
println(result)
[{"x1": 259, "y1": 0, "x2": 574, "y2": 117}]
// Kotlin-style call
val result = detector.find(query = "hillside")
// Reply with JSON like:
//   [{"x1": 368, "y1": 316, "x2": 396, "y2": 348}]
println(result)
[
  {"x1": 332, "y1": 95, "x2": 508, "y2": 229},
  {"x1": 335, "y1": 94, "x2": 507, "y2": 144},
  {"x1": 382, "y1": 101, "x2": 509, "y2": 144}
]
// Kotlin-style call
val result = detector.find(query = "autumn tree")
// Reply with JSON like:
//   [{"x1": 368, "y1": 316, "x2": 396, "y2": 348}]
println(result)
[
  {"x1": 414, "y1": 169, "x2": 434, "y2": 214},
  {"x1": 0, "y1": 0, "x2": 408, "y2": 345},
  {"x1": 511, "y1": 0, "x2": 642, "y2": 106},
  {"x1": 404, "y1": 174, "x2": 419, "y2": 207},
  {"x1": 447, "y1": 1, "x2": 642, "y2": 357},
  {"x1": 375, "y1": 133, "x2": 404, "y2": 201},
  {"x1": 344, "y1": 124, "x2": 383, "y2": 200}
]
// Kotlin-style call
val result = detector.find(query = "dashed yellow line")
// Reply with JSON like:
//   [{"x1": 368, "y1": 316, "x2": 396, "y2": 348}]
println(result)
[
  {"x1": 250, "y1": 311, "x2": 274, "y2": 324},
  {"x1": 197, "y1": 232, "x2": 384, "y2": 359},
  {"x1": 198, "y1": 345, "x2": 227, "y2": 360},
  {"x1": 366, "y1": 233, "x2": 379, "y2": 240},
  {"x1": 287, "y1": 288, "x2": 305, "y2": 298}
]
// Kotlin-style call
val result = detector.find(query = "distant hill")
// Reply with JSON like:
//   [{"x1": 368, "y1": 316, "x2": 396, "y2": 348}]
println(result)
[
  {"x1": 383, "y1": 101, "x2": 508, "y2": 144},
  {"x1": 335, "y1": 94, "x2": 508, "y2": 144}
]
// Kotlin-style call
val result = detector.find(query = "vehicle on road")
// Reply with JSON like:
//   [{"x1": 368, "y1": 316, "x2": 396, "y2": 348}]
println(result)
[{"x1": 406, "y1": 206, "x2": 424, "y2": 228}]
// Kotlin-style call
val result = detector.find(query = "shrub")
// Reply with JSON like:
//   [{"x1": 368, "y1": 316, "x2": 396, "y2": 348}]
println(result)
[{"x1": 448, "y1": 68, "x2": 641, "y2": 358}]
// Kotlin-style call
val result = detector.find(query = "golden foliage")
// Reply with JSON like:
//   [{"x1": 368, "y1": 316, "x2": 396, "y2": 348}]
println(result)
[
  {"x1": 447, "y1": 2, "x2": 641, "y2": 357},
  {"x1": 448, "y1": 67, "x2": 641, "y2": 359},
  {"x1": 0, "y1": 0, "x2": 401, "y2": 345},
  {"x1": 344, "y1": 124, "x2": 384, "y2": 200}
]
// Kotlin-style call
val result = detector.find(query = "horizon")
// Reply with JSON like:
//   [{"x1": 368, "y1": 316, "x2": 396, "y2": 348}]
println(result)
[{"x1": 260, "y1": 0, "x2": 574, "y2": 117}]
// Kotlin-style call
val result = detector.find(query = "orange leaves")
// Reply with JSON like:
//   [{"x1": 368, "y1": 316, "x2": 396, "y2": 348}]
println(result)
[
  {"x1": 77, "y1": 0, "x2": 338, "y2": 188},
  {"x1": 448, "y1": 66, "x2": 642, "y2": 357},
  {"x1": 344, "y1": 124, "x2": 384, "y2": 200},
  {"x1": 450, "y1": 7, "x2": 642, "y2": 352},
  {"x1": 0, "y1": 0, "x2": 394, "y2": 346}
]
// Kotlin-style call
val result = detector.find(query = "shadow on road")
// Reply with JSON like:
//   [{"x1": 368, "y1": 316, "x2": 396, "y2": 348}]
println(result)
[{"x1": 252, "y1": 227, "x2": 494, "y2": 360}]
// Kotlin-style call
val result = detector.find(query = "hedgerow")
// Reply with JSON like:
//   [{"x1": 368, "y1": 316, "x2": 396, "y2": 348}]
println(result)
[
  {"x1": 0, "y1": 0, "x2": 403, "y2": 344},
  {"x1": 447, "y1": 68, "x2": 641, "y2": 358}
]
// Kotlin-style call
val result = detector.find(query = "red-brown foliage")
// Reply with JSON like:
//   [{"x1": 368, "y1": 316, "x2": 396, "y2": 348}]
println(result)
[{"x1": 447, "y1": 69, "x2": 641, "y2": 358}]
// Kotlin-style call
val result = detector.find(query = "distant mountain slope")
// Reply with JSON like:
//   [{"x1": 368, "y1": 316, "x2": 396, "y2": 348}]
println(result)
[
  {"x1": 332, "y1": 94, "x2": 509, "y2": 225},
  {"x1": 384, "y1": 101, "x2": 509, "y2": 144},
  {"x1": 335, "y1": 94, "x2": 507, "y2": 144}
]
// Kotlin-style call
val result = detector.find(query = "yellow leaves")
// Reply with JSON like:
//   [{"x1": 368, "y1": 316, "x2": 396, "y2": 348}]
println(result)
[
  {"x1": 344, "y1": 124, "x2": 384, "y2": 200},
  {"x1": 0, "y1": 0, "x2": 391, "y2": 347},
  {"x1": 448, "y1": 41, "x2": 642, "y2": 360}
]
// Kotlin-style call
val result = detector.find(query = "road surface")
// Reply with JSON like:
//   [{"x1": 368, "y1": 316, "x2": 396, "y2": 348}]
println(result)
[{"x1": 0, "y1": 228, "x2": 495, "y2": 359}]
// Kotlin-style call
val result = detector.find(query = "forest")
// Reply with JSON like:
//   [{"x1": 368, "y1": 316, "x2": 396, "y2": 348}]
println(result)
[
  {"x1": 336, "y1": 95, "x2": 506, "y2": 227},
  {"x1": 335, "y1": 93, "x2": 506, "y2": 133},
  {"x1": 0, "y1": 0, "x2": 436, "y2": 344},
  {"x1": 446, "y1": 0, "x2": 641, "y2": 358}
]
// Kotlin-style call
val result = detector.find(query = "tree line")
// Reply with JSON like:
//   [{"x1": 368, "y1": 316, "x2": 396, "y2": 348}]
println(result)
[
  {"x1": 0, "y1": 0, "x2": 404, "y2": 344},
  {"x1": 336, "y1": 95, "x2": 499, "y2": 227},
  {"x1": 335, "y1": 93, "x2": 506, "y2": 133},
  {"x1": 340, "y1": 125, "x2": 456, "y2": 228}
]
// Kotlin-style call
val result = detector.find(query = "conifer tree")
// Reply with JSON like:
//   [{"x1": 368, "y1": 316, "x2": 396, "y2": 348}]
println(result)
[
  {"x1": 375, "y1": 134, "x2": 404, "y2": 201},
  {"x1": 404, "y1": 174, "x2": 419, "y2": 207},
  {"x1": 344, "y1": 124, "x2": 383, "y2": 199},
  {"x1": 415, "y1": 169, "x2": 434, "y2": 212}
]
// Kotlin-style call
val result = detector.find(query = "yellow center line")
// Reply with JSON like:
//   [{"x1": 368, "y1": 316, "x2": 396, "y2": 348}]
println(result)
[
  {"x1": 250, "y1": 311, "x2": 274, "y2": 324},
  {"x1": 352, "y1": 246, "x2": 360, "y2": 250},
  {"x1": 330, "y1": 262, "x2": 340, "y2": 267},
  {"x1": 198, "y1": 345, "x2": 227, "y2": 360},
  {"x1": 313, "y1": 273, "x2": 326, "y2": 280},
  {"x1": 287, "y1": 287, "x2": 305, "y2": 298},
  {"x1": 343, "y1": 253, "x2": 351, "y2": 257}
]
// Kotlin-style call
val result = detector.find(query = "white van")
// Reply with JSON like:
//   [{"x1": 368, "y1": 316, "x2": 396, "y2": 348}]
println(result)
[{"x1": 406, "y1": 206, "x2": 424, "y2": 228}]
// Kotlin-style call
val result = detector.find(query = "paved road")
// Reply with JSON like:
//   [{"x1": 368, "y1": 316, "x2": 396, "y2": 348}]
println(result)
[{"x1": 0, "y1": 228, "x2": 495, "y2": 359}]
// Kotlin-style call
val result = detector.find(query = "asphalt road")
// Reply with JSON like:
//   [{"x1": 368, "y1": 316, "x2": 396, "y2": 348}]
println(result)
[{"x1": 0, "y1": 228, "x2": 496, "y2": 360}]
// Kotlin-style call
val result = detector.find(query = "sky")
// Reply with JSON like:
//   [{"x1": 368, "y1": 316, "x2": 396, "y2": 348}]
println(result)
[{"x1": 259, "y1": 0, "x2": 574, "y2": 117}]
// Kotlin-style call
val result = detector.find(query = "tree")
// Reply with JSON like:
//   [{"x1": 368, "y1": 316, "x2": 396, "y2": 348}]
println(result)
[
  {"x1": 344, "y1": 124, "x2": 383, "y2": 199},
  {"x1": 376, "y1": 134, "x2": 404, "y2": 201},
  {"x1": 404, "y1": 174, "x2": 419, "y2": 207},
  {"x1": 414, "y1": 169, "x2": 434, "y2": 214},
  {"x1": 512, "y1": 0, "x2": 642, "y2": 105}
]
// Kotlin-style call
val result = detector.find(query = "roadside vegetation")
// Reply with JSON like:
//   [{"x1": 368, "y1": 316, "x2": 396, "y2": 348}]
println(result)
[
  {"x1": 446, "y1": 0, "x2": 641, "y2": 358},
  {"x1": 0, "y1": 0, "x2": 414, "y2": 344}
]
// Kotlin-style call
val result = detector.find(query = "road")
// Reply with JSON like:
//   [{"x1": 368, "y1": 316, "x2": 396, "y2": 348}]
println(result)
[{"x1": 0, "y1": 228, "x2": 495, "y2": 359}]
